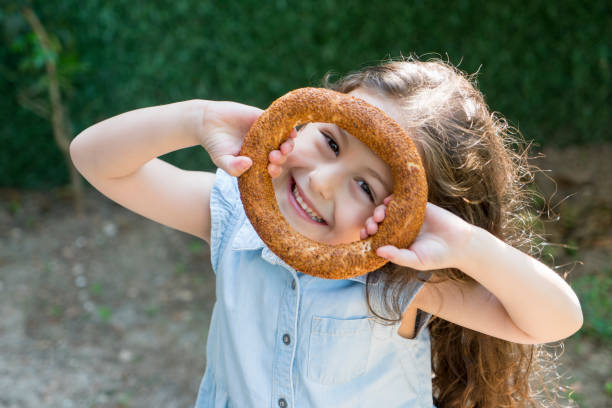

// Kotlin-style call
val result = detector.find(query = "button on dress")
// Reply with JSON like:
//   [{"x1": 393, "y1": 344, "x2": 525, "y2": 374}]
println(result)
[{"x1": 194, "y1": 168, "x2": 435, "y2": 408}]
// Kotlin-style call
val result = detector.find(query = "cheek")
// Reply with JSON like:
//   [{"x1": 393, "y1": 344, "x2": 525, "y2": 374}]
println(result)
[
  {"x1": 332, "y1": 209, "x2": 370, "y2": 244},
  {"x1": 354, "y1": 208, "x2": 371, "y2": 227},
  {"x1": 337, "y1": 194, "x2": 371, "y2": 227}
]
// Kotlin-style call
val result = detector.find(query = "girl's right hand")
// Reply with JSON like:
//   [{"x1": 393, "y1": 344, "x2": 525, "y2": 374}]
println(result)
[{"x1": 197, "y1": 101, "x2": 263, "y2": 177}]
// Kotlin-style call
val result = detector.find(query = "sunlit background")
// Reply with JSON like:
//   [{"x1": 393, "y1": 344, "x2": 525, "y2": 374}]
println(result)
[{"x1": 1, "y1": 1, "x2": 610, "y2": 407}]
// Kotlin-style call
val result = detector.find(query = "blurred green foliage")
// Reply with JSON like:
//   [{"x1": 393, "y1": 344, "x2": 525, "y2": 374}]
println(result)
[
  {"x1": 571, "y1": 271, "x2": 612, "y2": 344},
  {"x1": 1, "y1": 0, "x2": 610, "y2": 188},
  {"x1": 97, "y1": 305, "x2": 111, "y2": 322}
]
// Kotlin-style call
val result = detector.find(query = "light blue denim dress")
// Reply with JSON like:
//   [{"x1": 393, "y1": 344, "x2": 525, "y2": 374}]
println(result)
[{"x1": 195, "y1": 168, "x2": 435, "y2": 408}]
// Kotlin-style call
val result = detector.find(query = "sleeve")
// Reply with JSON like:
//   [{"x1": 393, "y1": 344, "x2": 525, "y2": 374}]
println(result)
[
  {"x1": 209, "y1": 167, "x2": 242, "y2": 274},
  {"x1": 414, "y1": 309, "x2": 432, "y2": 339},
  {"x1": 400, "y1": 271, "x2": 433, "y2": 339}
]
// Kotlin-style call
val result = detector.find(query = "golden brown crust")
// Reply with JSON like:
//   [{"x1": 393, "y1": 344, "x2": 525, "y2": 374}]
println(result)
[{"x1": 238, "y1": 87, "x2": 427, "y2": 279}]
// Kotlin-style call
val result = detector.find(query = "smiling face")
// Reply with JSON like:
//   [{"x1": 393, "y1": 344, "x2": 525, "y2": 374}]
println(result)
[{"x1": 271, "y1": 88, "x2": 404, "y2": 245}]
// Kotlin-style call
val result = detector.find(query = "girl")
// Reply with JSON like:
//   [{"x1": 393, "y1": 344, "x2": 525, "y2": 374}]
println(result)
[{"x1": 70, "y1": 57, "x2": 583, "y2": 407}]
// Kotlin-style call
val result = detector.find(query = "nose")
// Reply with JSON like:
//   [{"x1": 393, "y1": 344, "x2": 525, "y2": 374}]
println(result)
[{"x1": 309, "y1": 165, "x2": 342, "y2": 201}]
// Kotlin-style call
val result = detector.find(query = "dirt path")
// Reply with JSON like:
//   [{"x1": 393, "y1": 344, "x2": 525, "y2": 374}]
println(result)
[
  {"x1": 1, "y1": 144, "x2": 610, "y2": 407},
  {"x1": 1, "y1": 191, "x2": 215, "y2": 407},
  {"x1": 530, "y1": 144, "x2": 612, "y2": 407}
]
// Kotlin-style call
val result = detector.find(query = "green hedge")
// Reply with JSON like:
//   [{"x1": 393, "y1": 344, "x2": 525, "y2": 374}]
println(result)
[{"x1": 1, "y1": 0, "x2": 610, "y2": 188}]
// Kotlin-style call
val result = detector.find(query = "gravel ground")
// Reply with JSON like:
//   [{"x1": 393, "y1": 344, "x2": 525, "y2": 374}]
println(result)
[
  {"x1": 1, "y1": 144, "x2": 611, "y2": 407},
  {"x1": 1, "y1": 189, "x2": 215, "y2": 408}
]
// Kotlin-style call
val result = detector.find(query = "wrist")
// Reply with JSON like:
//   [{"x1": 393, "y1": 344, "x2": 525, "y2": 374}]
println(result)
[
  {"x1": 180, "y1": 99, "x2": 210, "y2": 146},
  {"x1": 455, "y1": 224, "x2": 492, "y2": 273}
]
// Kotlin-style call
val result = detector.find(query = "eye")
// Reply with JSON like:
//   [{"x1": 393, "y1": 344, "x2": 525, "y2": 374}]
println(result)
[
  {"x1": 357, "y1": 180, "x2": 375, "y2": 203},
  {"x1": 322, "y1": 131, "x2": 339, "y2": 156},
  {"x1": 321, "y1": 131, "x2": 376, "y2": 203}
]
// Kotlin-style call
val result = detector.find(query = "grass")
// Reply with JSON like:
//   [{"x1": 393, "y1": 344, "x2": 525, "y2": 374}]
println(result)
[
  {"x1": 50, "y1": 304, "x2": 64, "y2": 318},
  {"x1": 97, "y1": 305, "x2": 111, "y2": 322},
  {"x1": 146, "y1": 305, "x2": 159, "y2": 318},
  {"x1": 90, "y1": 282, "x2": 103, "y2": 296},
  {"x1": 566, "y1": 389, "x2": 585, "y2": 405},
  {"x1": 606, "y1": 380, "x2": 612, "y2": 397},
  {"x1": 189, "y1": 240, "x2": 204, "y2": 253},
  {"x1": 8, "y1": 198, "x2": 21, "y2": 215},
  {"x1": 175, "y1": 262, "x2": 186, "y2": 274},
  {"x1": 570, "y1": 269, "x2": 612, "y2": 344}
]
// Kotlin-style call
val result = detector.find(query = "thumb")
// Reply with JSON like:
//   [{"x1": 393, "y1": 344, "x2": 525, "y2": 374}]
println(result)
[
  {"x1": 217, "y1": 155, "x2": 252, "y2": 177},
  {"x1": 376, "y1": 246, "x2": 426, "y2": 270}
]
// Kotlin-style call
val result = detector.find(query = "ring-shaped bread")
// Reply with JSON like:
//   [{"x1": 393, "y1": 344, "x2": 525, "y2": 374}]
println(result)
[{"x1": 238, "y1": 87, "x2": 427, "y2": 279}]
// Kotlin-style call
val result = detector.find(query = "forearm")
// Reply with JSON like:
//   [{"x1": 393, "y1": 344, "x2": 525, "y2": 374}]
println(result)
[
  {"x1": 70, "y1": 100, "x2": 206, "y2": 179},
  {"x1": 459, "y1": 227, "x2": 583, "y2": 342}
]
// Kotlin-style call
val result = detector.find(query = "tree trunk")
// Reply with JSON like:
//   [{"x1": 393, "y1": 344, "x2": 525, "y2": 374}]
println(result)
[{"x1": 22, "y1": 6, "x2": 85, "y2": 215}]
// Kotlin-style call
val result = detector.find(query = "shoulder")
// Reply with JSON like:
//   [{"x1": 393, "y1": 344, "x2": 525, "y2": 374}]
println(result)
[
  {"x1": 208, "y1": 167, "x2": 242, "y2": 224},
  {"x1": 212, "y1": 167, "x2": 240, "y2": 202},
  {"x1": 209, "y1": 167, "x2": 243, "y2": 235}
]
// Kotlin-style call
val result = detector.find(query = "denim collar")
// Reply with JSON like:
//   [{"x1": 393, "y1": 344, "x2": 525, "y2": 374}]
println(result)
[{"x1": 231, "y1": 216, "x2": 368, "y2": 285}]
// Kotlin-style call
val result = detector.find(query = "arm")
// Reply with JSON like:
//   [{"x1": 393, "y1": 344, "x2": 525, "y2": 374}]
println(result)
[
  {"x1": 70, "y1": 99, "x2": 262, "y2": 243},
  {"x1": 70, "y1": 100, "x2": 217, "y2": 242},
  {"x1": 449, "y1": 225, "x2": 583, "y2": 343},
  {"x1": 70, "y1": 100, "x2": 204, "y2": 179},
  {"x1": 370, "y1": 203, "x2": 583, "y2": 344}
]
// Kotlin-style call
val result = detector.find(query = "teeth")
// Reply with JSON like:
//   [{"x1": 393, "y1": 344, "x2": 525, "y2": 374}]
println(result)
[{"x1": 292, "y1": 184, "x2": 325, "y2": 223}]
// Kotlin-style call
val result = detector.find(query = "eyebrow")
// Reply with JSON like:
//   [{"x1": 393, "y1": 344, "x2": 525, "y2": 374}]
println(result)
[{"x1": 338, "y1": 127, "x2": 393, "y2": 198}]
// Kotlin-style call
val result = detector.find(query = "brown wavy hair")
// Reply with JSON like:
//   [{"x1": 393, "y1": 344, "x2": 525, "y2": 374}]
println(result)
[{"x1": 323, "y1": 56, "x2": 571, "y2": 407}]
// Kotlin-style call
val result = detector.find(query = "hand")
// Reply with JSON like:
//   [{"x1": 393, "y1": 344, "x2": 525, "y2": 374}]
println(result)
[
  {"x1": 360, "y1": 194, "x2": 394, "y2": 240},
  {"x1": 267, "y1": 128, "x2": 297, "y2": 178},
  {"x1": 374, "y1": 202, "x2": 476, "y2": 271},
  {"x1": 197, "y1": 101, "x2": 263, "y2": 177}
]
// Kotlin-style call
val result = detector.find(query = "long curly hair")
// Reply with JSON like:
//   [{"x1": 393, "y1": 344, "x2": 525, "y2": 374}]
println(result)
[{"x1": 323, "y1": 56, "x2": 570, "y2": 407}]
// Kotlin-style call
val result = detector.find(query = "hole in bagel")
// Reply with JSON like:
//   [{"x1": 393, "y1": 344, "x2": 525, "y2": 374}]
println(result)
[{"x1": 272, "y1": 121, "x2": 395, "y2": 246}]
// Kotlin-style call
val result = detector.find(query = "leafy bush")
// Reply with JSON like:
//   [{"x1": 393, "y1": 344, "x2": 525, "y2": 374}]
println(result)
[
  {"x1": 571, "y1": 271, "x2": 612, "y2": 344},
  {"x1": 1, "y1": 0, "x2": 610, "y2": 187}
]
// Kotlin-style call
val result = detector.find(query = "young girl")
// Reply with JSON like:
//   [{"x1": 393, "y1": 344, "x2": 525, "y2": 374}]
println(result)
[{"x1": 70, "y1": 57, "x2": 583, "y2": 407}]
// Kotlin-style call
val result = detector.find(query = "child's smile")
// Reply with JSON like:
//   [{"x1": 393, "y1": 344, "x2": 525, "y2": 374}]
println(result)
[
  {"x1": 287, "y1": 174, "x2": 329, "y2": 225},
  {"x1": 271, "y1": 89, "x2": 398, "y2": 245}
]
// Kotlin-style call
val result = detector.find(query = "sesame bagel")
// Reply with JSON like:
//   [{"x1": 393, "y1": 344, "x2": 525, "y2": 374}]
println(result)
[{"x1": 237, "y1": 87, "x2": 427, "y2": 279}]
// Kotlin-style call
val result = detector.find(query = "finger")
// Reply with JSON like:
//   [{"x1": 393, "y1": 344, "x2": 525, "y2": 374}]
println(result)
[
  {"x1": 235, "y1": 156, "x2": 252, "y2": 175},
  {"x1": 384, "y1": 194, "x2": 393, "y2": 205},
  {"x1": 268, "y1": 163, "x2": 281, "y2": 178},
  {"x1": 373, "y1": 205, "x2": 386, "y2": 222},
  {"x1": 360, "y1": 227, "x2": 368, "y2": 240},
  {"x1": 366, "y1": 217, "x2": 378, "y2": 235},
  {"x1": 269, "y1": 149, "x2": 284, "y2": 164},
  {"x1": 219, "y1": 155, "x2": 252, "y2": 177},
  {"x1": 289, "y1": 128, "x2": 298, "y2": 138},
  {"x1": 280, "y1": 138, "x2": 294, "y2": 155}
]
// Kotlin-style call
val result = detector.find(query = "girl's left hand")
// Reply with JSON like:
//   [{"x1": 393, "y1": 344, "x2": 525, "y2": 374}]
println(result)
[{"x1": 362, "y1": 199, "x2": 475, "y2": 271}]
